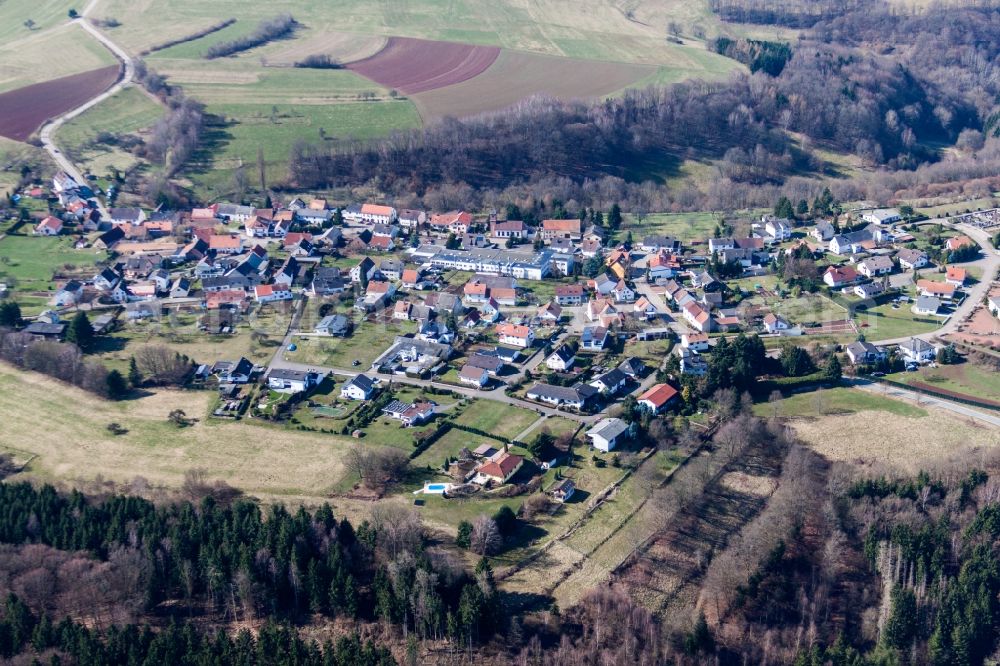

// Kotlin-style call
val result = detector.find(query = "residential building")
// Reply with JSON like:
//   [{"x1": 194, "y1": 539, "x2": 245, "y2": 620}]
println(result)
[
  {"x1": 34, "y1": 215, "x2": 63, "y2": 236},
  {"x1": 474, "y1": 452, "x2": 524, "y2": 485},
  {"x1": 896, "y1": 248, "x2": 929, "y2": 270},
  {"x1": 214, "y1": 358, "x2": 253, "y2": 384},
  {"x1": 916, "y1": 280, "x2": 957, "y2": 300},
  {"x1": 762, "y1": 313, "x2": 791, "y2": 334},
  {"x1": 898, "y1": 337, "x2": 937, "y2": 364},
  {"x1": 540, "y1": 218, "x2": 582, "y2": 241},
  {"x1": 341, "y1": 374, "x2": 377, "y2": 400},
  {"x1": 525, "y1": 382, "x2": 598, "y2": 410},
  {"x1": 617, "y1": 357, "x2": 646, "y2": 378},
  {"x1": 549, "y1": 479, "x2": 576, "y2": 502},
  {"x1": 857, "y1": 255, "x2": 894, "y2": 278},
  {"x1": 681, "y1": 301, "x2": 713, "y2": 333},
  {"x1": 254, "y1": 284, "x2": 292, "y2": 303},
  {"x1": 589, "y1": 368, "x2": 627, "y2": 395},
  {"x1": 309, "y1": 267, "x2": 348, "y2": 295},
  {"x1": 823, "y1": 265, "x2": 859, "y2": 288},
  {"x1": 580, "y1": 325, "x2": 610, "y2": 351},
  {"x1": 945, "y1": 235, "x2": 975, "y2": 252},
  {"x1": 586, "y1": 418, "x2": 629, "y2": 452},
  {"x1": 490, "y1": 219, "x2": 528, "y2": 240},
  {"x1": 913, "y1": 295, "x2": 942, "y2": 315},
  {"x1": 829, "y1": 230, "x2": 873, "y2": 255},
  {"x1": 428, "y1": 210, "x2": 473, "y2": 235},
  {"x1": 854, "y1": 282, "x2": 885, "y2": 299},
  {"x1": 763, "y1": 216, "x2": 792, "y2": 241},
  {"x1": 496, "y1": 323, "x2": 534, "y2": 348},
  {"x1": 845, "y1": 341, "x2": 886, "y2": 365},
  {"x1": 638, "y1": 383, "x2": 678, "y2": 414},
  {"x1": 640, "y1": 235, "x2": 680, "y2": 253},
  {"x1": 681, "y1": 333, "x2": 710, "y2": 351},
  {"x1": 945, "y1": 266, "x2": 967, "y2": 286},
  {"x1": 459, "y1": 364, "x2": 489, "y2": 388},
  {"x1": 267, "y1": 369, "x2": 322, "y2": 394},
  {"x1": 862, "y1": 208, "x2": 901, "y2": 225},
  {"x1": 546, "y1": 344, "x2": 575, "y2": 371},
  {"x1": 811, "y1": 221, "x2": 836, "y2": 242},
  {"x1": 315, "y1": 314, "x2": 351, "y2": 337},
  {"x1": 466, "y1": 353, "x2": 505, "y2": 375}
]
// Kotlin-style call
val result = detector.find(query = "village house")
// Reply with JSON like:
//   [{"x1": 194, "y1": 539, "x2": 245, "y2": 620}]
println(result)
[
  {"x1": 681, "y1": 332, "x2": 710, "y2": 352},
  {"x1": 315, "y1": 314, "x2": 351, "y2": 337},
  {"x1": 459, "y1": 364, "x2": 489, "y2": 388},
  {"x1": 549, "y1": 479, "x2": 576, "y2": 503},
  {"x1": 474, "y1": 452, "x2": 524, "y2": 485},
  {"x1": 916, "y1": 279, "x2": 957, "y2": 300},
  {"x1": 945, "y1": 266, "x2": 967, "y2": 286},
  {"x1": 854, "y1": 282, "x2": 885, "y2": 299},
  {"x1": 633, "y1": 296, "x2": 658, "y2": 320},
  {"x1": 681, "y1": 301, "x2": 713, "y2": 333},
  {"x1": 34, "y1": 215, "x2": 63, "y2": 236},
  {"x1": 398, "y1": 209, "x2": 426, "y2": 229},
  {"x1": 763, "y1": 215, "x2": 793, "y2": 241},
  {"x1": 383, "y1": 400, "x2": 436, "y2": 427},
  {"x1": 639, "y1": 235, "x2": 680, "y2": 253},
  {"x1": 845, "y1": 341, "x2": 886, "y2": 365},
  {"x1": 214, "y1": 358, "x2": 254, "y2": 384},
  {"x1": 811, "y1": 221, "x2": 836, "y2": 242},
  {"x1": 586, "y1": 417, "x2": 629, "y2": 452},
  {"x1": 763, "y1": 313, "x2": 791, "y2": 334},
  {"x1": 490, "y1": 219, "x2": 529, "y2": 241},
  {"x1": 862, "y1": 208, "x2": 902, "y2": 225},
  {"x1": 638, "y1": 383, "x2": 678, "y2": 414},
  {"x1": 526, "y1": 383, "x2": 598, "y2": 410},
  {"x1": 618, "y1": 357, "x2": 646, "y2": 379},
  {"x1": 898, "y1": 337, "x2": 937, "y2": 365},
  {"x1": 429, "y1": 210, "x2": 473, "y2": 235},
  {"x1": 254, "y1": 284, "x2": 292, "y2": 303},
  {"x1": 496, "y1": 323, "x2": 534, "y2": 348},
  {"x1": 945, "y1": 236, "x2": 975, "y2": 252},
  {"x1": 541, "y1": 219, "x2": 582, "y2": 242},
  {"x1": 309, "y1": 267, "x2": 348, "y2": 296},
  {"x1": 546, "y1": 344, "x2": 576, "y2": 371},
  {"x1": 108, "y1": 207, "x2": 145, "y2": 226},
  {"x1": 857, "y1": 255, "x2": 894, "y2": 278},
  {"x1": 537, "y1": 301, "x2": 562, "y2": 322},
  {"x1": 829, "y1": 230, "x2": 874, "y2": 255},
  {"x1": 823, "y1": 265, "x2": 859, "y2": 288},
  {"x1": 589, "y1": 368, "x2": 627, "y2": 396},
  {"x1": 580, "y1": 325, "x2": 610, "y2": 351},
  {"x1": 267, "y1": 369, "x2": 322, "y2": 394},
  {"x1": 896, "y1": 248, "x2": 929, "y2": 270},
  {"x1": 466, "y1": 353, "x2": 505, "y2": 376},
  {"x1": 341, "y1": 374, "x2": 377, "y2": 400},
  {"x1": 913, "y1": 295, "x2": 942, "y2": 316}
]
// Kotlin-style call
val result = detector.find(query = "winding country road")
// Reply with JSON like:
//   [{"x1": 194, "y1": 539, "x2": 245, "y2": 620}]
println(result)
[{"x1": 37, "y1": 0, "x2": 135, "y2": 218}]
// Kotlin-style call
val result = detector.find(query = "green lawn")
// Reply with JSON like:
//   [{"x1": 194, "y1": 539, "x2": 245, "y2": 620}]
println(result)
[
  {"x1": 0, "y1": 235, "x2": 106, "y2": 313},
  {"x1": 855, "y1": 302, "x2": 940, "y2": 341},
  {"x1": 622, "y1": 211, "x2": 722, "y2": 244},
  {"x1": 286, "y1": 319, "x2": 417, "y2": 369},
  {"x1": 451, "y1": 400, "x2": 540, "y2": 440},
  {"x1": 754, "y1": 387, "x2": 928, "y2": 418}
]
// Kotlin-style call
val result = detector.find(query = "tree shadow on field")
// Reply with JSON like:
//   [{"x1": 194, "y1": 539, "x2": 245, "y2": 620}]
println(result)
[
  {"x1": 501, "y1": 590, "x2": 553, "y2": 614},
  {"x1": 184, "y1": 113, "x2": 235, "y2": 177}
]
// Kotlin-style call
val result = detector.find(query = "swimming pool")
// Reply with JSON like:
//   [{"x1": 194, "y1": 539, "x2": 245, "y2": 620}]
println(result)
[{"x1": 417, "y1": 482, "x2": 452, "y2": 495}]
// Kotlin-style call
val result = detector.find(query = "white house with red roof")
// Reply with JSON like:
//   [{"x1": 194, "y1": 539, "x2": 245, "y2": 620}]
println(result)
[
  {"x1": 34, "y1": 215, "x2": 63, "y2": 236},
  {"x1": 495, "y1": 323, "x2": 534, "y2": 348},
  {"x1": 638, "y1": 383, "x2": 679, "y2": 414},
  {"x1": 823, "y1": 265, "x2": 859, "y2": 288}
]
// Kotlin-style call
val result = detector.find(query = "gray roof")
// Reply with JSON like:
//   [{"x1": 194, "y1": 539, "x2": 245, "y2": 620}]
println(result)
[
  {"x1": 899, "y1": 337, "x2": 934, "y2": 353},
  {"x1": 914, "y1": 295, "x2": 941, "y2": 313},
  {"x1": 588, "y1": 417, "x2": 628, "y2": 441},
  {"x1": 466, "y1": 353, "x2": 504, "y2": 372},
  {"x1": 346, "y1": 374, "x2": 376, "y2": 392},
  {"x1": 268, "y1": 368, "x2": 316, "y2": 381},
  {"x1": 594, "y1": 368, "x2": 627, "y2": 387}
]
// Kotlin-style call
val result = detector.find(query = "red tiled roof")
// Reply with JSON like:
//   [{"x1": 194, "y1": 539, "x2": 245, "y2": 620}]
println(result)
[{"x1": 639, "y1": 383, "x2": 678, "y2": 408}]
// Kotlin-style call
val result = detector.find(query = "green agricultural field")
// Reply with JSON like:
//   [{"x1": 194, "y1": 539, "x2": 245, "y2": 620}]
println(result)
[
  {"x1": 0, "y1": 22, "x2": 117, "y2": 93},
  {"x1": 451, "y1": 400, "x2": 541, "y2": 441},
  {"x1": 754, "y1": 387, "x2": 927, "y2": 419},
  {"x1": 55, "y1": 86, "x2": 164, "y2": 174}
]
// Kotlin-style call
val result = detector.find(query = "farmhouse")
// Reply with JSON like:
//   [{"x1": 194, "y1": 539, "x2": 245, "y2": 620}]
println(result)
[
  {"x1": 267, "y1": 369, "x2": 322, "y2": 394},
  {"x1": 638, "y1": 383, "x2": 678, "y2": 414},
  {"x1": 586, "y1": 417, "x2": 629, "y2": 452}
]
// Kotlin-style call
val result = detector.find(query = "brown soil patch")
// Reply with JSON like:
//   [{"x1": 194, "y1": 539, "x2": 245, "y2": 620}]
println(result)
[
  {"x1": 0, "y1": 66, "x2": 120, "y2": 141},
  {"x1": 347, "y1": 36, "x2": 500, "y2": 94}
]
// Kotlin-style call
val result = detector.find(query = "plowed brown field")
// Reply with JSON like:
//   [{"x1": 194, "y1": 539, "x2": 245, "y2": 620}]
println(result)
[
  {"x1": 0, "y1": 66, "x2": 120, "y2": 141},
  {"x1": 346, "y1": 36, "x2": 499, "y2": 94}
]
